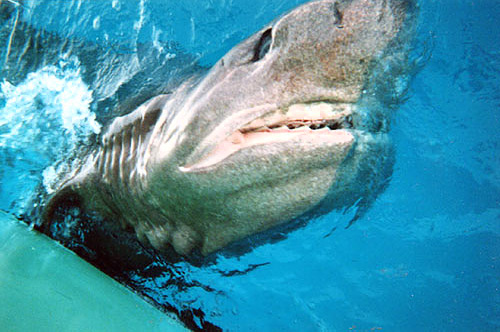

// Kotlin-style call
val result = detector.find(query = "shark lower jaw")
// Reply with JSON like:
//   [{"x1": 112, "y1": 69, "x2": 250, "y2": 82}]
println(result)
[{"x1": 180, "y1": 101, "x2": 357, "y2": 173}]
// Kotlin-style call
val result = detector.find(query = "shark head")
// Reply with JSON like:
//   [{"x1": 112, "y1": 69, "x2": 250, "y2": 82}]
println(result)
[
  {"x1": 42, "y1": 0, "x2": 415, "y2": 257},
  {"x1": 134, "y1": 0, "x2": 414, "y2": 255}
]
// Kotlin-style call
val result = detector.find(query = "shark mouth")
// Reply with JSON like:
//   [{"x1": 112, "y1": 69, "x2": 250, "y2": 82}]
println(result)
[
  {"x1": 238, "y1": 102, "x2": 353, "y2": 133},
  {"x1": 181, "y1": 102, "x2": 355, "y2": 172}
]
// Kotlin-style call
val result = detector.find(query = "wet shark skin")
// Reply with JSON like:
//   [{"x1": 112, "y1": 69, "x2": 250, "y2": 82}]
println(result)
[{"x1": 40, "y1": 0, "x2": 416, "y2": 257}]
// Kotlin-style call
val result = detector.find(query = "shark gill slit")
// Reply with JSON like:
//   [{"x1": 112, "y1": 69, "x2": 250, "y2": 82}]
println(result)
[
  {"x1": 111, "y1": 134, "x2": 122, "y2": 184},
  {"x1": 119, "y1": 127, "x2": 131, "y2": 184},
  {"x1": 100, "y1": 107, "x2": 163, "y2": 186}
]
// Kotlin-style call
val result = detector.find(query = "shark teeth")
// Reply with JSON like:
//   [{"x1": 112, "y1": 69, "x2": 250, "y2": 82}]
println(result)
[{"x1": 239, "y1": 102, "x2": 353, "y2": 134}]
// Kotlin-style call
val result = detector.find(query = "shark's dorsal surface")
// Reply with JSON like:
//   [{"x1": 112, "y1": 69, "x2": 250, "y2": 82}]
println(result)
[{"x1": 39, "y1": 0, "x2": 416, "y2": 259}]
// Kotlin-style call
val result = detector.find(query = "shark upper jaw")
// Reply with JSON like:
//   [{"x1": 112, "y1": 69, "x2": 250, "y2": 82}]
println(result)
[{"x1": 179, "y1": 100, "x2": 356, "y2": 173}]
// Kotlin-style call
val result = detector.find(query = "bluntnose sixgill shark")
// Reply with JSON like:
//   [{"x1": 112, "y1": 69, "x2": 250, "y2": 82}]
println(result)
[{"x1": 38, "y1": 0, "x2": 416, "y2": 259}]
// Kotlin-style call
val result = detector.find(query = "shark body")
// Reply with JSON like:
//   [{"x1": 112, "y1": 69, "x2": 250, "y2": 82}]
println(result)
[{"x1": 40, "y1": 0, "x2": 415, "y2": 258}]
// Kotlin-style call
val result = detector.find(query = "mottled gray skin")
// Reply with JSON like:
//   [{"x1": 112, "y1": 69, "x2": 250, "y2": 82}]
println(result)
[{"x1": 43, "y1": 0, "x2": 414, "y2": 256}]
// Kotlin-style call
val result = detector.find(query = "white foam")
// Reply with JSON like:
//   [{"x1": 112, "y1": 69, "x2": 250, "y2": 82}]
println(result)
[{"x1": 0, "y1": 56, "x2": 101, "y2": 206}]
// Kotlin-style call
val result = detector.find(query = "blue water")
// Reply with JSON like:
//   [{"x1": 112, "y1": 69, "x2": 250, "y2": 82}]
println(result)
[{"x1": 0, "y1": 0, "x2": 498, "y2": 331}]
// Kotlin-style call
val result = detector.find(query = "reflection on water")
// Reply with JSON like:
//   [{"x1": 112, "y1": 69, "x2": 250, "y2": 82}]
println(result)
[{"x1": 0, "y1": 0, "x2": 498, "y2": 331}]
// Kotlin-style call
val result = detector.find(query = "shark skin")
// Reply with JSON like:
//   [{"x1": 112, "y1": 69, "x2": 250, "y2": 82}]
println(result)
[{"x1": 40, "y1": 0, "x2": 416, "y2": 258}]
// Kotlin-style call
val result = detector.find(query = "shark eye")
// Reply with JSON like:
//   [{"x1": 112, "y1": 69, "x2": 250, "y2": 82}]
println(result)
[{"x1": 253, "y1": 28, "x2": 273, "y2": 62}]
